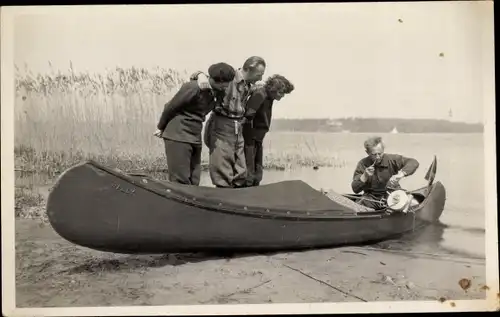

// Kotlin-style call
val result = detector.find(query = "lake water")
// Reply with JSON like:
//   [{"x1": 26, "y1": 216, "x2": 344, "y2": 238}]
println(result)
[{"x1": 198, "y1": 132, "x2": 486, "y2": 259}]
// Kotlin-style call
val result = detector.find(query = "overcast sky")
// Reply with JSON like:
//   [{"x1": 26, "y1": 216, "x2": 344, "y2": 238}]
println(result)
[{"x1": 13, "y1": 2, "x2": 493, "y2": 123}]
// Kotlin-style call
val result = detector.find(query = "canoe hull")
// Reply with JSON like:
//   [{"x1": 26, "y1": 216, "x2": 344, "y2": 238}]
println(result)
[{"x1": 46, "y1": 161, "x2": 446, "y2": 254}]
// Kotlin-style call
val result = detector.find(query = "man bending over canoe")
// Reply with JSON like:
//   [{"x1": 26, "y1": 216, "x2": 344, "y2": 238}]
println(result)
[
  {"x1": 153, "y1": 63, "x2": 236, "y2": 186},
  {"x1": 242, "y1": 74, "x2": 295, "y2": 187},
  {"x1": 351, "y1": 136, "x2": 419, "y2": 209},
  {"x1": 191, "y1": 56, "x2": 267, "y2": 188}
]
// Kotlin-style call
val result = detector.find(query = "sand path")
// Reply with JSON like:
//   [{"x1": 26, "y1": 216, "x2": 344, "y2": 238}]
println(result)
[{"x1": 15, "y1": 219, "x2": 486, "y2": 308}]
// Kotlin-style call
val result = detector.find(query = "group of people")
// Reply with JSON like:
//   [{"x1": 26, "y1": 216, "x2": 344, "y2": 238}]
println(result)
[
  {"x1": 154, "y1": 56, "x2": 294, "y2": 188},
  {"x1": 154, "y1": 55, "x2": 420, "y2": 210}
]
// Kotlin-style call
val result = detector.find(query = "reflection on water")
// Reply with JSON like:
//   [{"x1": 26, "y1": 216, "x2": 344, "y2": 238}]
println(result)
[
  {"x1": 370, "y1": 222, "x2": 485, "y2": 260},
  {"x1": 371, "y1": 222, "x2": 446, "y2": 252}
]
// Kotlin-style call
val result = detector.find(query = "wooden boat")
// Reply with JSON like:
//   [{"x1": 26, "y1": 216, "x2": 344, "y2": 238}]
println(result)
[{"x1": 46, "y1": 157, "x2": 445, "y2": 254}]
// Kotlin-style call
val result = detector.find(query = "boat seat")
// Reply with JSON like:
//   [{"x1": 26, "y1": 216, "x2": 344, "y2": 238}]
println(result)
[{"x1": 322, "y1": 190, "x2": 376, "y2": 213}]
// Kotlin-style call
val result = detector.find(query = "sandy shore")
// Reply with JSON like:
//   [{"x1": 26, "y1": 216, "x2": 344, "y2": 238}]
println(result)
[{"x1": 14, "y1": 218, "x2": 486, "y2": 308}]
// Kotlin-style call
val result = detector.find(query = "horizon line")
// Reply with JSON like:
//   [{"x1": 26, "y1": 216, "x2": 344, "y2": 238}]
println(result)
[{"x1": 270, "y1": 117, "x2": 484, "y2": 125}]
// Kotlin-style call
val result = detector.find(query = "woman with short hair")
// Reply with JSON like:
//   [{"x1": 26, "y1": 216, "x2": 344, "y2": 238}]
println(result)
[{"x1": 242, "y1": 74, "x2": 295, "y2": 187}]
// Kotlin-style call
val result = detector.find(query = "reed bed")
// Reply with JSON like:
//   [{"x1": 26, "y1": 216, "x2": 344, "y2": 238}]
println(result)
[{"x1": 14, "y1": 65, "x2": 346, "y2": 185}]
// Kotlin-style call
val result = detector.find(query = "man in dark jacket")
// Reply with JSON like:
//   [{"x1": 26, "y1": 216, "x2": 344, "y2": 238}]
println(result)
[
  {"x1": 242, "y1": 74, "x2": 295, "y2": 187},
  {"x1": 351, "y1": 136, "x2": 420, "y2": 209},
  {"x1": 153, "y1": 62, "x2": 236, "y2": 185}
]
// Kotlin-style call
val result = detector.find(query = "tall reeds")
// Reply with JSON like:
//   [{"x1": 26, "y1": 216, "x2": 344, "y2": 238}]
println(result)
[{"x1": 14, "y1": 63, "x2": 346, "y2": 179}]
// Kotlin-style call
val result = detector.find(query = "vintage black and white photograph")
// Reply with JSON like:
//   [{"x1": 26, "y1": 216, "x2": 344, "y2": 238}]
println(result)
[{"x1": 1, "y1": 2, "x2": 498, "y2": 315}]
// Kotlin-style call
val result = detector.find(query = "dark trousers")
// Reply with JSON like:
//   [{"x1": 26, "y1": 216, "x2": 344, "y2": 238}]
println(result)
[
  {"x1": 244, "y1": 139, "x2": 264, "y2": 187},
  {"x1": 164, "y1": 139, "x2": 202, "y2": 186}
]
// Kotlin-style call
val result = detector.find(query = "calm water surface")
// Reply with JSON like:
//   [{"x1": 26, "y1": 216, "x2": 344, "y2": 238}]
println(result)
[{"x1": 198, "y1": 133, "x2": 486, "y2": 259}]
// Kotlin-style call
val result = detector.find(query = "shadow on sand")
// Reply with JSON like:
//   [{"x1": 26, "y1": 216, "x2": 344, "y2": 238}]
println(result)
[
  {"x1": 62, "y1": 222, "x2": 450, "y2": 275},
  {"x1": 63, "y1": 250, "x2": 282, "y2": 274}
]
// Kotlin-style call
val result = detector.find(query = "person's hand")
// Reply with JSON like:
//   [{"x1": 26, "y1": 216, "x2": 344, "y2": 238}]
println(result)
[
  {"x1": 196, "y1": 73, "x2": 211, "y2": 90},
  {"x1": 359, "y1": 164, "x2": 375, "y2": 183},
  {"x1": 254, "y1": 80, "x2": 265, "y2": 89},
  {"x1": 153, "y1": 129, "x2": 163, "y2": 138},
  {"x1": 189, "y1": 71, "x2": 203, "y2": 81},
  {"x1": 364, "y1": 165, "x2": 375, "y2": 177},
  {"x1": 388, "y1": 172, "x2": 405, "y2": 188},
  {"x1": 249, "y1": 81, "x2": 264, "y2": 93},
  {"x1": 199, "y1": 81, "x2": 211, "y2": 89}
]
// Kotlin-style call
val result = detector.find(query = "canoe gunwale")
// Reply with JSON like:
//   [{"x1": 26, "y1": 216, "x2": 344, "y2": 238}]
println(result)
[{"x1": 70, "y1": 160, "x2": 444, "y2": 222}]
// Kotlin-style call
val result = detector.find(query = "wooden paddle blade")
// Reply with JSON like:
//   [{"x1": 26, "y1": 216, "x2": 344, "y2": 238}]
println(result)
[{"x1": 424, "y1": 155, "x2": 437, "y2": 185}]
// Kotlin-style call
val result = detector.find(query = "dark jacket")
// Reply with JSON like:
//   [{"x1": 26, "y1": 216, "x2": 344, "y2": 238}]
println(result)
[
  {"x1": 351, "y1": 153, "x2": 420, "y2": 196},
  {"x1": 157, "y1": 81, "x2": 220, "y2": 145},
  {"x1": 242, "y1": 87, "x2": 274, "y2": 142}
]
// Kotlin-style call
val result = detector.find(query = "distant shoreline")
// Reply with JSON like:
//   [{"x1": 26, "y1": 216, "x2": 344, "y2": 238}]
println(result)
[
  {"x1": 269, "y1": 118, "x2": 483, "y2": 134},
  {"x1": 268, "y1": 130, "x2": 484, "y2": 135}
]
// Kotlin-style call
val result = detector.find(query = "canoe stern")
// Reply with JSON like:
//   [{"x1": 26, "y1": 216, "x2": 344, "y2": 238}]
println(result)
[{"x1": 415, "y1": 181, "x2": 446, "y2": 223}]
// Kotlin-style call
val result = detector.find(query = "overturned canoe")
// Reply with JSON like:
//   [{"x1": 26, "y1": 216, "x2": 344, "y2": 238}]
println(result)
[{"x1": 46, "y1": 159, "x2": 446, "y2": 254}]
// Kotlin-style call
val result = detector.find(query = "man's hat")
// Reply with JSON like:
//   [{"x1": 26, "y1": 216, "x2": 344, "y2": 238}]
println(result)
[{"x1": 208, "y1": 62, "x2": 236, "y2": 83}]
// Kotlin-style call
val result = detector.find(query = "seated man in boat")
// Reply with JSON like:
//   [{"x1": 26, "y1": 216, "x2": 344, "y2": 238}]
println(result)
[
  {"x1": 153, "y1": 63, "x2": 236, "y2": 186},
  {"x1": 351, "y1": 136, "x2": 419, "y2": 209},
  {"x1": 241, "y1": 74, "x2": 295, "y2": 187}
]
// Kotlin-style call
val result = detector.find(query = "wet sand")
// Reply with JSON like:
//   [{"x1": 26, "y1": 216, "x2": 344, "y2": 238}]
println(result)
[{"x1": 15, "y1": 218, "x2": 486, "y2": 308}]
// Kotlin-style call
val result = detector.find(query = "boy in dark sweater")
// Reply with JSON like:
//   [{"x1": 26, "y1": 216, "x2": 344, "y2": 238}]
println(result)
[
  {"x1": 154, "y1": 63, "x2": 236, "y2": 185},
  {"x1": 242, "y1": 74, "x2": 295, "y2": 187}
]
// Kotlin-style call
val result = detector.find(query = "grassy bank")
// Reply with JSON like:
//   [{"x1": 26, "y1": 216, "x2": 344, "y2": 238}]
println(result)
[{"x1": 13, "y1": 140, "x2": 346, "y2": 221}]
